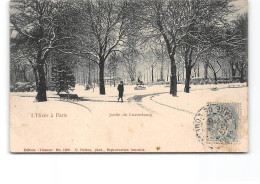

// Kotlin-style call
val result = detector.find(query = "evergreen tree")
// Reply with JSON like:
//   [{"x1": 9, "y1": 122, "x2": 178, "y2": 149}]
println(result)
[{"x1": 51, "y1": 55, "x2": 76, "y2": 94}]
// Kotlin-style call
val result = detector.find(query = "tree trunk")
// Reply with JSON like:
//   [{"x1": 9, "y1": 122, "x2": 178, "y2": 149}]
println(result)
[
  {"x1": 169, "y1": 55, "x2": 177, "y2": 96},
  {"x1": 184, "y1": 66, "x2": 192, "y2": 93},
  {"x1": 36, "y1": 63, "x2": 47, "y2": 102},
  {"x1": 88, "y1": 62, "x2": 91, "y2": 84},
  {"x1": 109, "y1": 71, "x2": 112, "y2": 86},
  {"x1": 83, "y1": 69, "x2": 86, "y2": 85},
  {"x1": 35, "y1": 40, "x2": 47, "y2": 102},
  {"x1": 113, "y1": 71, "x2": 116, "y2": 87},
  {"x1": 213, "y1": 72, "x2": 217, "y2": 84},
  {"x1": 22, "y1": 67, "x2": 29, "y2": 82},
  {"x1": 152, "y1": 67, "x2": 154, "y2": 83},
  {"x1": 99, "y1": 59, "x2": 106, "y2": 95},
  {"x1": 167, "y1": 69, "x2": 169, "y2": 82},
  {"x1": 33, "y1": 67, "x2": 38, "y2": 89},
  {"x1": 184, "y1": 47, "x2": 193, "y2": 93},
  {"x1": 204, "y1": 62, "x2": 208, "y2": 79},
  {"x1": 96, "y1": 66, "x2": 99, "y2": 85},
  {"x1": 230, "y1": 62, "x2": 236, "y2": 80},
  {"x1": 239, "y1": 66, "x2": 245, "y2": 83},
  {"x1": 160, "y1": 61, "x2": 164, "y2": 81},
  {"x1": 197, "y1": 64, "x2": 200, "y2": 78}
]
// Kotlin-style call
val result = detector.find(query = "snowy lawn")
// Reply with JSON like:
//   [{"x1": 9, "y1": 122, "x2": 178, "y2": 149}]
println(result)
[
  {"x1": 151, "y1": 83, "x2": 248, "y2": 115},
  {"x1": 10, "y1": 82, "x2": 246, "y2": 102}
]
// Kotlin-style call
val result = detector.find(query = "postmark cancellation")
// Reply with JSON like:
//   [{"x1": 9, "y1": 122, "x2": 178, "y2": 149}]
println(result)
[{"x1": 194, "y1": 103, "x2": 241, "y2": 148}]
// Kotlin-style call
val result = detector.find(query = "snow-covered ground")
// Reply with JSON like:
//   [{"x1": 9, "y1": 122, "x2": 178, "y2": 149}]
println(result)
[
  {"x1": 10, "y1": 83, "x2": 248, "y2": 152},
  {"x1": 10, "y1": 82, "x2": 246, "y2": 102}
]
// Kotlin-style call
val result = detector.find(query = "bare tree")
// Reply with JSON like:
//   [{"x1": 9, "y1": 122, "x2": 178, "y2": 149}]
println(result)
[
  {"x1": 144, "y1": 0, "x2": 188, "y2": 95},
  {"x1": 119, "y1": 35, "x2": 140, "y2": 83},
  {"x1": 175, "y1": 0, "x2": 236, "y2": 93},
  {"x1": 10, "y1": 0, "x2": 77, "y2": 101},
  {"x1": 150, "y1": 38, "x2": 168, "y2": 82},
  {"x1": 65, "y1": 0, "x2": 137, "y2": 95},
  {"x1": 143, "y1": 0, "x2": 234, "y2": 96},
  {"x1": 204, "y1": 56, "x2": 221, "y2": 84},
  {"x1": 10, "y1": 48, "x2": 38, "y2": 86},
  {"x1": 224, "y1": 13, "x2": 248, "y2": 83}
]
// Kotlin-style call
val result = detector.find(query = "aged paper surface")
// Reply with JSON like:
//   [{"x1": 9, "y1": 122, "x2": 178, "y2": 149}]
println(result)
[{"x1": 10, "y1": 0, "x2": 248, "y2": 153}]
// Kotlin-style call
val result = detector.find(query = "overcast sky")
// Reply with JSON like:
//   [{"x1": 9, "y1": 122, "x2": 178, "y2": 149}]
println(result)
[{"x1": 233, "y1": 0, "x2": 248, "y2": 14}]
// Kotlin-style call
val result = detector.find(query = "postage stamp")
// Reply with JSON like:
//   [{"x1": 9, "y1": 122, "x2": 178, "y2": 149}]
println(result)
[{"x1": 194, "y1": 103, "x2": 240, "y2": 146}]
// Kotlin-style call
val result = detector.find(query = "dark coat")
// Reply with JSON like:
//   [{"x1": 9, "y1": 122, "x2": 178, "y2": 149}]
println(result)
[{"x1": 117, "y1": 84, "x2": 124, "y2": 97}]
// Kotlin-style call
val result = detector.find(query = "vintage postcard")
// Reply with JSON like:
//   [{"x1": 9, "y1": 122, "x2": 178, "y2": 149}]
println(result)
[{"x1": 10, "y1": 0, "x2": 248, "y2": 153}]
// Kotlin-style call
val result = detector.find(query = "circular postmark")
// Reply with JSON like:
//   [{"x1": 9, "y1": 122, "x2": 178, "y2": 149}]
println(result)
[{"x1": 193, "y1": 103, "x2": 239, "y2": 148}]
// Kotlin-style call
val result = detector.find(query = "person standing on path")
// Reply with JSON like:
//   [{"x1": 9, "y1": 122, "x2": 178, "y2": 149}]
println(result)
[{"x1": 117, "y1": 81, "x2": 124, "y2": 102}]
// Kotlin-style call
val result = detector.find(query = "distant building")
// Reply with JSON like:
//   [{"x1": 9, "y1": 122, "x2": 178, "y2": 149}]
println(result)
[{"x1": 104, "y1": 76, "x2": 123, "y2": 86}]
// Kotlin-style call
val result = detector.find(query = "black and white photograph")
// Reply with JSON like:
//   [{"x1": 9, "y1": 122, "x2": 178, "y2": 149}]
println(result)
[
  {"x1": 9, "y1": 0, "x2": 249, "y2": 153},
  {"x1": 1, "y1": 0, "x2": 260, "y2": 183}
]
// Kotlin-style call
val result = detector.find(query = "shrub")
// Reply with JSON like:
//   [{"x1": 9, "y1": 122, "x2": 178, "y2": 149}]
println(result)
[{"x1": 13, "y1": 82, "x2": 36, "y2": 92}]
